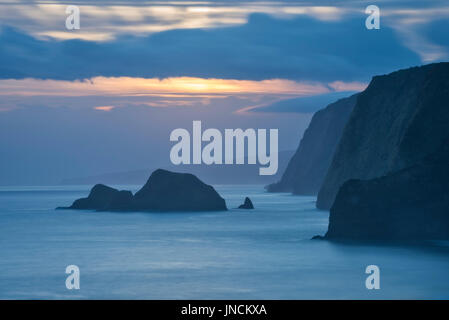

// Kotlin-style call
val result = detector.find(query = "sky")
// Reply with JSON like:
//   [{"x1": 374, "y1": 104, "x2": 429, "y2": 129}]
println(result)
[{"x1": 0, "y1": 0, "x2": 448, "y2": 185}]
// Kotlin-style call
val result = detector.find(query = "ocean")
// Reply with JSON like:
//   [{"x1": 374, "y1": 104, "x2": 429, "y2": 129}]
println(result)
[{"x1": 1, "y1": 184, "x2": 449, "y2": 299}]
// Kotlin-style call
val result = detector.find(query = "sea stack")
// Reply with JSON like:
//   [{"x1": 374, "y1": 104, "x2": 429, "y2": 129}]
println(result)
[
  {"x1": 57, "y1": 184, "x2": 132, "y2": 211},
  {"x1": 132, "y1": 169, "x2": 227, "y2": 211},
  {"x1": 58, "y1": 169, "x2": 227, "y2": 212},
  {"x1": 238, "y1": 197, "x2": 254, "y2": 209}
]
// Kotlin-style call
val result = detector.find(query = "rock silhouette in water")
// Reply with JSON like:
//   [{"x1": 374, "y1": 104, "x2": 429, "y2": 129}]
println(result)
[
  {"x1": 238, "y1": 197, "x2": 254, "y2": 209},
  {"x1": 132, "y1": 169, "x2": 227, "y2": 211},
  {"x1": 58, "y1": 169, "x2": 227, "y2": 212},
  {"x1": 106, "y1": 190, "x2": 134, "y2": 211},
  {"x1": 317, "y1": 62, "x2": 449, "y2": 209},
  {"x1": 58, "y1": 184, "x2": 126, "y2": 210},
  {"x1": 267, "y1": 94, "x2": 357, "y2": 195},
  {"x1": 325, "y1": 139, "x2": 449, "y2": 240}
]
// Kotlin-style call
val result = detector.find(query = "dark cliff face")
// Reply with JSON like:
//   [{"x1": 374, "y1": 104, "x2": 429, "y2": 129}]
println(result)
[
  {"x1": 59, "y1": 169, "x2": 227, "y2": 212},
  {"x1": 267, "y1": 93, "x2": 358, "y2": 195},
  {"x1": 326, "y1": 139, "x2": 449, "y2": 240},
  {"x1": 317, "y1": 62, "x2": 449, "y2": 209}
]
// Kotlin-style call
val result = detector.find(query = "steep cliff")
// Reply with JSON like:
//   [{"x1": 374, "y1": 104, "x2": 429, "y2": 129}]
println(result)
[
  {"x1": 317, "y1": 62, "x2": 449, "y2": 209},
  {"x1": 325, "y1": 139, "x2": 449, "y2": 240},
  {"x1": 267, "y1": 93, "x2": 358, "y2": 194}
]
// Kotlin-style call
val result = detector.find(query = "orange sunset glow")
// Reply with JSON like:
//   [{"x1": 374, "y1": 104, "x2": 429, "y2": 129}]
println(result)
[{"x1": 0, "y1": 77, "x2": 367, "y2": 98}]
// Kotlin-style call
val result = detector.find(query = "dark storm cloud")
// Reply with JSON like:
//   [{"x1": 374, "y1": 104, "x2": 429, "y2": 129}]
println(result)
[{"x1": 0, "y1": 13, "x2": 423, "y2": 82}]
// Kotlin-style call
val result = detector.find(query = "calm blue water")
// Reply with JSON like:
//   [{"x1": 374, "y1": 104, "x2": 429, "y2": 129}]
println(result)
[{"x1": 1, "y1": 185, "x2": 449, "y2": 299}]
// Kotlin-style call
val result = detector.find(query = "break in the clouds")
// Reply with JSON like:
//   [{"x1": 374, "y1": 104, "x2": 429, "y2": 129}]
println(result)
[
  {"x1": 0, "y1": 76, "x2": 366, "y2": 113},
  {"x1": 0, "y1": 77, "x2": 331, "y2": 97}
]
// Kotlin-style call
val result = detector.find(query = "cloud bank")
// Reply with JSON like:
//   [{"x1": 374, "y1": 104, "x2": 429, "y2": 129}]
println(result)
[{"x1": 0, "y1": 14, "x2": 424, "y2": 82}]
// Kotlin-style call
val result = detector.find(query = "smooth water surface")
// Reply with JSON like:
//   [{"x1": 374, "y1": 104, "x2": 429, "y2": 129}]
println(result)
[{"x1": 1, "y1": 185, "x2": 449, "y2": 299}]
